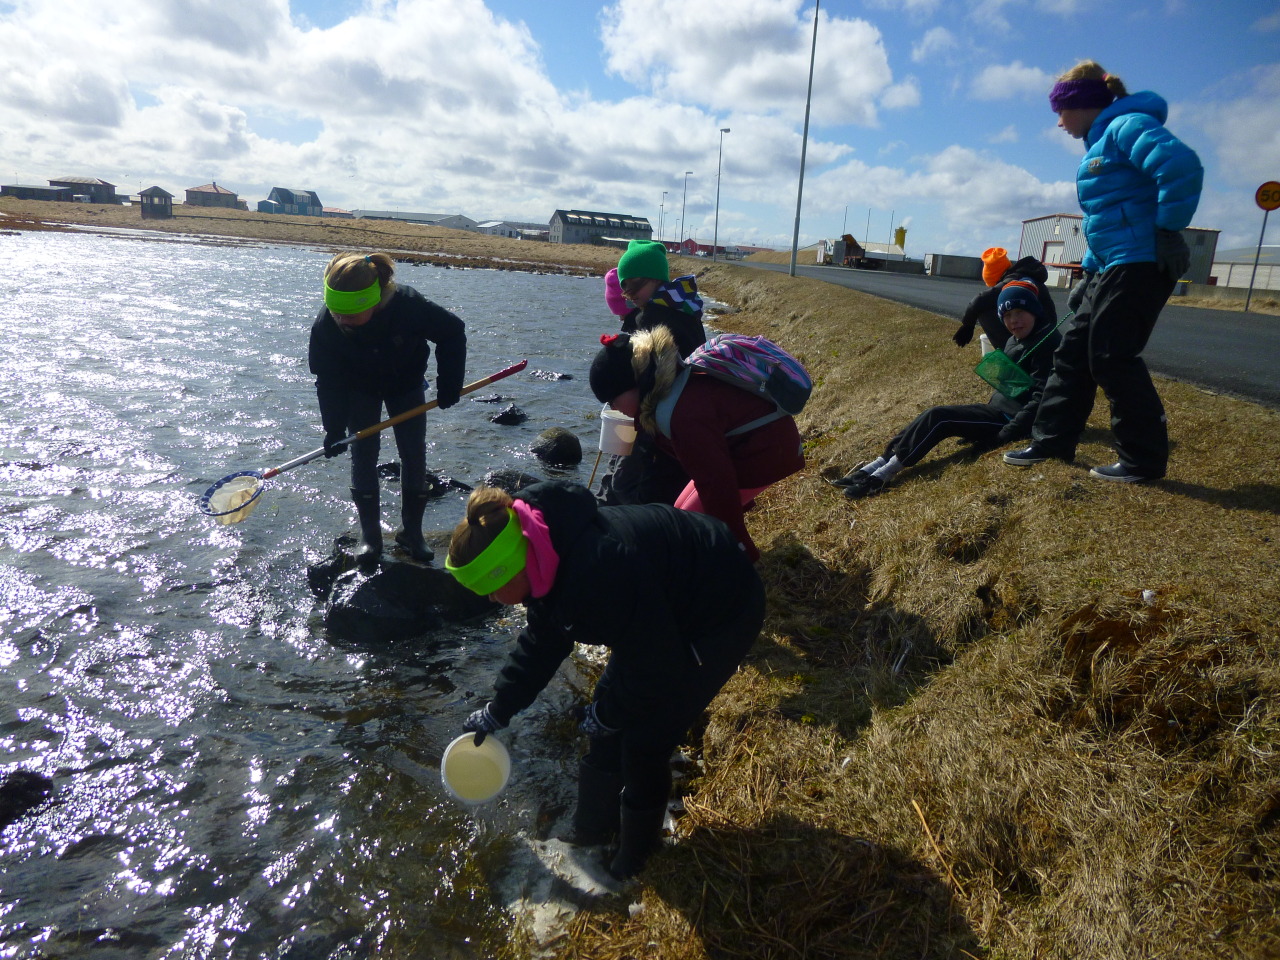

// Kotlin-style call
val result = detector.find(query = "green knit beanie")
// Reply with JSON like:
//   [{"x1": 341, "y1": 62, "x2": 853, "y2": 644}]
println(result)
[{"x1": 617, "y1": 239, "x2": 670, "y2": 283}]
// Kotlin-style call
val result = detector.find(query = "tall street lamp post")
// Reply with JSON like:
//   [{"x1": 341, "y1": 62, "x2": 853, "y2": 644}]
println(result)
[
  {"x1": 680, "y1": 171, "x2": 692, "y2": 245},
  {"x1": 712, "y1": 128, "x2": 730, "y2": 262},
  {"x1": 788, "y1": 0, "x2": 820, "y2": 276},
  {"x1": 659, "y1": 190, "x2": 668, "y2": 242}
]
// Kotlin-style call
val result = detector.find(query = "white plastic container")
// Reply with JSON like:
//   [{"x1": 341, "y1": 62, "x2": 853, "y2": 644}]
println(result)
[
  {"x1": 441, "y1": 733, "x2": 511, "y2": 805},
  {"x1": 598, "y1": 406, "x2": 638, "y2": 456},
  {"x1": 979, "y1": 333, "x2": 993, "y2": 356}
]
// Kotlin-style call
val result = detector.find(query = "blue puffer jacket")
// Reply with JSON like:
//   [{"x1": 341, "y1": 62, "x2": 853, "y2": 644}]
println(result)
[{"x1": 1077, "y1": 91, "x2": 1203, "y2": 273}]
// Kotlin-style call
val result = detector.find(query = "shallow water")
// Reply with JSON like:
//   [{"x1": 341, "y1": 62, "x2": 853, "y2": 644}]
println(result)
[{"x1": 0, "y1": 229, "x2": 621, "y2": 958}]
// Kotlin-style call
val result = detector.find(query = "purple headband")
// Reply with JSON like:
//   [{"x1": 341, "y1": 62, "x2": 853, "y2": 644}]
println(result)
[{"x1": 1049, "y1": 78, "x2": 1115, "y2": 113}]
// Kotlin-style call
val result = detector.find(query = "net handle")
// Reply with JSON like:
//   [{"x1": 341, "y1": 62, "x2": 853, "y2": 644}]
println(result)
[{"x1": 260, "y1": 359, "x2": 528, "y2": 481}]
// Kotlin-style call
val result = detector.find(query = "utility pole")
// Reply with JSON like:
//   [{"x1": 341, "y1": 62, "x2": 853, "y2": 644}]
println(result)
[
  {"x1": 713, "y1": 128, "x2": 730, "y2": 262},
  {"x1": 659, "y1": 190, "x2": 668, "y2": 241},
  {"x1": 680, "y1": 171, "x2": 692, "y2": 244},
  {"x1": 788, "y1": 0, "x2": 819, "y2": 277}
]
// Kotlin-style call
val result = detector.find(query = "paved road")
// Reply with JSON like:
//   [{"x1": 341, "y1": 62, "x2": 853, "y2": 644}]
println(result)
[{"x1": 746, "y1": 261, "x2": 1280, "y2": 409}]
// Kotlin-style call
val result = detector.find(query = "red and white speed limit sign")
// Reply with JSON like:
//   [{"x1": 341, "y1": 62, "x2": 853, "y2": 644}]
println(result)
[{"x1": 1257, "y1": 181, "x2": 1280, "y2": 211}]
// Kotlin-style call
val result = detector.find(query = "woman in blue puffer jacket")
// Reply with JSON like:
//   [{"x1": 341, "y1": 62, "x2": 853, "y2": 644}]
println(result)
[{"x1": 1004, "y1": 61, "x2": 1202, "y2": 483}]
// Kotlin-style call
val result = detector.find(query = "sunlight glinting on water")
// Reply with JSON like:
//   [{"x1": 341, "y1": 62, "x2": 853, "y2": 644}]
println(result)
[{"x1": 0, "y1": 228, "x2": 618, "y2": 957}]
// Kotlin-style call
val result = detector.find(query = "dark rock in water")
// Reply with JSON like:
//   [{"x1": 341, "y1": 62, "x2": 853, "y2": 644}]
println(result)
[
  {"x1": 531, "y1": 427, "x2": 582, "y2": 467},
  {"x1": 470, "y1": 393, "x2": 509, "y2": 404},
  {"x1": 377, "y1": 461, "x2": 401, "y2": 481},
  {"x1": 490, "y1": 404, "x2": 527, "y2": 426},
  {"x1": 530, "y1": 370, "x2": 573, "y2": 381},
  {"x1": 323, "y1": 558, "x2": 495, "y2": 642},
  {"x1": 0, "y1": 770, "x2": 54, "y2": 831},
  {"x1": 482, "y1": 469, "x2": 545, "y2": 494}
]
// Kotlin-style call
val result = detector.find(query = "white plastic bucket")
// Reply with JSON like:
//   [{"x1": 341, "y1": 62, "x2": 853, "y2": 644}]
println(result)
[
  {"x1": 979, "y1": 333, "x2": 993, "y2": 356},
  {"x1": 599, "y1": 406, "x2": 637, "y2": 456},
  {"x1": 441, "y1": 733, "x2": 511, "y2": 805}
]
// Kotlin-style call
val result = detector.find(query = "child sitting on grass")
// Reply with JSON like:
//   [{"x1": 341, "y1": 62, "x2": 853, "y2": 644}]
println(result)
[{"x1": 835, "y1": 279, "x2": 1060, "y2": 499}]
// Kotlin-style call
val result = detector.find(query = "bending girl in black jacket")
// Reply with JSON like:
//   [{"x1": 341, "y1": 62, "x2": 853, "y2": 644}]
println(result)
[{"x1": 446, "y1": 480, "x2": 764, "y2": 879}]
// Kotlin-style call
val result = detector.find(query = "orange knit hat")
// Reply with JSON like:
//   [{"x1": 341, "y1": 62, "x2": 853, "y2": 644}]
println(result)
[{"x1": 981, "y1": 247, "x2": 1012, "y2": 287}]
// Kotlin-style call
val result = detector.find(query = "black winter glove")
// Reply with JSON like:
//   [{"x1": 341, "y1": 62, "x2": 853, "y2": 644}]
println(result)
[
  {"x1": 572, "y1": 702, "x2": 619, "y2": 739},
  {"x1": 323, "y1": 430, "x2": 347, "y2": 458},
  {"x1": 995, "y1": 423, "x2": 1021, "y2": 445},
  {"x1": 462, "y1": 703, "x2": 506, "y2": 746},
  {"x1": 1155, "y1": 229, "x2": 1190, "y2": 280},
  {"x1": 436, "y1": 381, "x2": 461, "y2": 409},
  {"x1": 1066, "y1": 273, "x2": 1093, "y2": 313},
  {"x1": 952, "y1": 324, "x2": 974, "y2": 348}
]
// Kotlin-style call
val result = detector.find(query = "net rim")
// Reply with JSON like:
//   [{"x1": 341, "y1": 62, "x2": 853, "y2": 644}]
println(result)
[{"x1": 199, "y1": 470, "x2": 265, "y2": 517}]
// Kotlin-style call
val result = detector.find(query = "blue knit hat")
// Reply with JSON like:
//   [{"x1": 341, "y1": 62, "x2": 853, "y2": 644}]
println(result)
[{"x1": 997, "y1": 279, "x2": 1044, "y2": 321}]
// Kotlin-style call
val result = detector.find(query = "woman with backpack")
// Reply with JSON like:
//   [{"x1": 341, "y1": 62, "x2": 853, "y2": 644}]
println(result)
[{"x1": 588, "y1": 327, "x2": 804, "y2": 562}]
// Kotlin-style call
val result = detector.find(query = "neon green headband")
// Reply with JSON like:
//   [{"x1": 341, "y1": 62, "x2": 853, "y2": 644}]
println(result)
[
  {"x1": 324, "y1": 278, "x2": 381, "y2": 315},
  {"x1": 445, "y1": 508, "x2": 529, "y2": 594}
]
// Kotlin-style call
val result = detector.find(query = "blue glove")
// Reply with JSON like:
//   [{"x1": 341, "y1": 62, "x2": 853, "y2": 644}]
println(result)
[
  {"x1": 573, "y1": 702, "x2": 619, "y2": 739},
  {"x1": 462, "y1": 703, "x2": 505, "y2": 746},
  {"x1": 1066, "y1": 273, "x2": 1092, "y2": 313},
  {"x1": 323, "y1": 430, "x2": 347, "y2": 458},
  {"x1": 1155, "y1": 229, "x2": 1190, "y2": 279}
]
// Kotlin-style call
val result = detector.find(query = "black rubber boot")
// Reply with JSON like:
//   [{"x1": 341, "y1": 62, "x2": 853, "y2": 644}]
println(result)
[
  {"x1": 350, "y1": 488, "x2": 383, "y2": 572},
  {"x1": 607, "y1": 802, "x2": 665, "y2": 880},
  {"x1": 562, "y1": 759, "x2": 623, "y2": 846},
  {"x1": 394, "y1": 490, "x2": 434, "y2": 563}
]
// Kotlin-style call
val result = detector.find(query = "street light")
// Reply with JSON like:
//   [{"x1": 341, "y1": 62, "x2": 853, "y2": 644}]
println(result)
[
  {"x1": 713, "y1": 128, "x2": 730, "y2": 262},
  {"x1": 788, "y1": 0, "x2": 820, "y2": 276},
  {"x1": 680, "y1": 171, "x2": 692, "y2": 244},
  {"x1": 659, "y1": 190, "x2": 668, "y2": 242}
]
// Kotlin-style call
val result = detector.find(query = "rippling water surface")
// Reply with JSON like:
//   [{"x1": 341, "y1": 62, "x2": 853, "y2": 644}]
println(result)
[{"x1": 0, "y1": 228, "x2": 616, "y2": 958}]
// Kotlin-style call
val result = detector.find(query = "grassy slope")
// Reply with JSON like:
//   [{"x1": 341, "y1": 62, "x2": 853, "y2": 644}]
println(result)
[
  {"x1": 7, "y1": 202, "x2": 1277, "y2": 958},
  {"x1": 554, "y1": 263, "x2": 1280, "y2": 960}
]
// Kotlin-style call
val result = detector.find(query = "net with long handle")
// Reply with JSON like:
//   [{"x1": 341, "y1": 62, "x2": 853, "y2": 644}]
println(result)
[{"x1": 199, "y1": 472, "x2": 266, "y2": 524}]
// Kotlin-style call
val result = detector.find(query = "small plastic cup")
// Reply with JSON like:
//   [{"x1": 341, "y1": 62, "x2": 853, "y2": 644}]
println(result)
[
  {"x1": 599, "y1": 406, "x2": 637, "y2": 456},
  {"x1": 441, "y1": 733, "x2": 511, "y2": 805}
]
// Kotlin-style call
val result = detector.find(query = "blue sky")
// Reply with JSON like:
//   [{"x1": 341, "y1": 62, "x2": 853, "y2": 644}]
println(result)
[{"x1": 2, "y1": 0, "x2": 1277, "y2": 257}]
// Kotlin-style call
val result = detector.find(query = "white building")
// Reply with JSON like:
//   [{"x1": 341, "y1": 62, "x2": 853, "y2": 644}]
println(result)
[{"x1": 1018, "y1": 213, "x2": 1219, "y2": 287}]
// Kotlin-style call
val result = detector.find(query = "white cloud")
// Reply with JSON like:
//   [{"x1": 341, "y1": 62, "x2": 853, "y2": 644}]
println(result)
[
  {"x1": 1254, "y1": 9, "x2": 1280, "y2": 31},
  {"x1": 971, "y1": 61, "x2": 1054, "y2": 101},
  {"x1": 989, "y1": 125, "x2": 1018, "y2": 144},
  {"x1": 1184, "y1": 64, "x2": 1280, "y2": 189},
  {"x1": 599, "y1": 0, "x2": 897, "y2": 125},
  {"x1": 911, "y1": 26, "x2": 956, "y2": 64}
]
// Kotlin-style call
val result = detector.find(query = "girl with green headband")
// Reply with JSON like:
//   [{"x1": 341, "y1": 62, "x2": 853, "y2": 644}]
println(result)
[
  {"x1": 446, "y1": 480, "x2": 764, "y2": 881},
  {"x1": 309, "y1": 252, "x2": 468, "y2": 570}
]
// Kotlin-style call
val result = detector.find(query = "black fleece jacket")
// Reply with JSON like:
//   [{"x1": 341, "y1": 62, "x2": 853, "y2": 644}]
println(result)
[
  {"x1": 308, "y1": 285, "x2": 466, "y2": 433},
  {"x1": 486, "y1": 481, "x2": 762, "y2": 729}
]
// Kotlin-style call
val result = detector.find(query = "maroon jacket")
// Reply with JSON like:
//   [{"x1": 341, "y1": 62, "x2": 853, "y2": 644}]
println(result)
[{"x1": 653, "y1": 374, "x2": 803, "y2": 561}]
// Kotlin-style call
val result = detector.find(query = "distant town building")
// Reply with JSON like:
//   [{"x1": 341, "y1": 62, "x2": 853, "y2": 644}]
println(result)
[
  {"x1": 139, "y1": 186, "x2": 174, "y2": 220},
  {"x1": 1019, "y1": 213, "x2": 1219, "y2": 287},
  {"x1": 1210, "y1": 246, "x2": 1280, "y2": 291},
  {"x1": 550, "y1": 210, "x2": 652, "y2": 245},
  {"x1": 0, "y1": 184, "x2": 72, "y2": 202},
  {"x1": 48, "y1": 177, "x2": 120, "y2": 204},
  {"x1": 258, "y1": 187, "x2": 323, "y2": 216},
  {"x1": 185, "y1": 182, "x2": 242, "y2": 209},
  {"x1": 322, "y1": 207, "x2": 355, "y2": 218},
  {"x1": 350, "y1": 210, "x2": 478, "y2": 231},
  {"x1": 475, "y1": 220, "x2": 547, "y2": 238}
]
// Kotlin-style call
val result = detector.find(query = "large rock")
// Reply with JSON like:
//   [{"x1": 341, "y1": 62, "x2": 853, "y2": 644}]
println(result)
[
  {"x1": 322, "y1": 558, "x2": 496, "y2": 643},
  {"x1": 530, "y1": 428, "x2": 582, "y2": 468},
  {"x1": 482, "y1": 469, "x2": 545, "y2": 494}
]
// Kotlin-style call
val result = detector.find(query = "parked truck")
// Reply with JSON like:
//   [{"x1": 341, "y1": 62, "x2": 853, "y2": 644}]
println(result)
[{"x1": 833, "y1": 234, "x2": 879, "y2": 269}]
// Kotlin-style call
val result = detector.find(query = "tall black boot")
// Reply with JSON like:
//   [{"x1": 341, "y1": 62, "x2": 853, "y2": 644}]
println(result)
[
  {"x1": 350, "y1": 487, "x2": 382, "y2": 572},
  {"x1": 608, "y1": 801, "x2": 665, "y2": 880},
  {"x1": 562, "y1": 759, "x2": 623, "y2": 846},
  {"x1": 394, "y1": 489, "x2": 434, "y2": 563}
]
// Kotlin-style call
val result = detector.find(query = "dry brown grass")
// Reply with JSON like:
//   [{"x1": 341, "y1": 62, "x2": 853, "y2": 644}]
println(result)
[{"x1": 7, "y1": 203, "x2": 1278, "y2": 959}]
